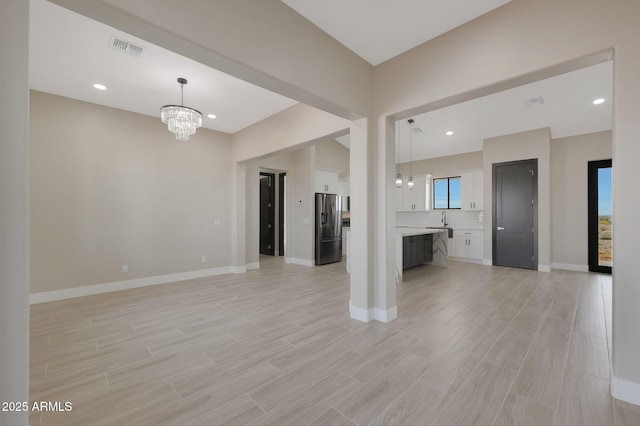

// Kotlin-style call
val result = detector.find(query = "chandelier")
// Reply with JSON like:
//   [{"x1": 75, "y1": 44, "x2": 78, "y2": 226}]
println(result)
[{"x1": 160, "y1": 77, "x2": 202, "y2": 140}]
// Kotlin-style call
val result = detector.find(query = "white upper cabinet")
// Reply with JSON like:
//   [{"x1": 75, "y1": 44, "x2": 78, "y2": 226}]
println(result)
[
  {"x1": 396, "y1": 175, "x2": 428, "y2": 212},
  {"x1": 315, "y1": 170, "x2": 339, "y2": 194},
  {"x1": 461, "y1": 171, "x2": 483, "y2": 211}
]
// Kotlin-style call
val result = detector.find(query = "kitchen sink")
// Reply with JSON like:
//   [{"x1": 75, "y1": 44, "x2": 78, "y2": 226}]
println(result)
[{"x1": 427, "y1": 226, "x2": 454, "y2": 238}]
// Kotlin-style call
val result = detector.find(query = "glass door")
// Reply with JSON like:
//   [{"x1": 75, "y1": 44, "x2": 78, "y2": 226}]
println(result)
[{"x1": 588, "y1": 159, "x2": 612, "y2": 273}]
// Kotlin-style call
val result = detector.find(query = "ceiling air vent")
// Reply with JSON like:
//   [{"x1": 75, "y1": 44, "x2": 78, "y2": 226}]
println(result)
[
  {"x1": 110, "y1": 36, "x2": 144, "y2": 58},
  {"x1": 525, "y1": 96, "x2": 545, "y2": 107}
]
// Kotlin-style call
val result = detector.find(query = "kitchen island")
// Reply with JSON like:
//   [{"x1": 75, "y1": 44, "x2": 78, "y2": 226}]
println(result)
[{"x1": 396, "y1": 227, "x2": 449, "y2": 283}]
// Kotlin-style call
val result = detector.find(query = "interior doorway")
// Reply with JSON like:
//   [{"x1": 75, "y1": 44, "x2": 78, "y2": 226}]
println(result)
[
  {"x1": 493, "y1": 159, "x2": 538, "y2": 270},
  {"x1": 588, "y1": 159, "x2": 612, "y2": 273},
  {"x1": 259, "y1": 172, "x2": 275, "y2": 255},
  {"x1": 278, "y1": 172, "x2": 286, "y2": 256}
]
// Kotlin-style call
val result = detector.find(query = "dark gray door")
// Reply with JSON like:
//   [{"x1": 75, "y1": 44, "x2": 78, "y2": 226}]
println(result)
[
  {"x1": 259, "y1": 173, "x2": 275, "y2": 256},
  {"x1": 493, "y1": 159, "x2": 537, "y2": 270}
]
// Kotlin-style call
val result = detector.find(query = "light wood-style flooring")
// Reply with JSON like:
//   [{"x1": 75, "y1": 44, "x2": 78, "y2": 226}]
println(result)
[{"x1": 30, "y1": 257, "x2": 639, "y2": 425}]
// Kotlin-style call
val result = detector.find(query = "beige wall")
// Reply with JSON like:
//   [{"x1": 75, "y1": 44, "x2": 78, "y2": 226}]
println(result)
[
  {"x1": 30, "y1": 91, "x2": 233, "y2": 293},
  {"x1": 483, "y1": 128, "x2": 551, "y2": 269},
  {"x1": 397, "y1": 151, "x2": 483, "y2": 177},
  {"x1": 551, "y1": 131, "x2": 612, "y2": 268},
  {"x1": 0, "y1": 0, "x2": 29, "y2": 422},
  {"x1": 231, "y1": 103, "x2": 350, "y2": 163},
  {"x1": 315, "y1": 139, "x2": 350, "y2": 178}
]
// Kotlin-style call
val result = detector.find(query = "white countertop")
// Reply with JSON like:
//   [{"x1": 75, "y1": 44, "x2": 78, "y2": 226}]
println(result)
[{"x1": 396, "y1": 227, "x2": 449, "y2": 237}]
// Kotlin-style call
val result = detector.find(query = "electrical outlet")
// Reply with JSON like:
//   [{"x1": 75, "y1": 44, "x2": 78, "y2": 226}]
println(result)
[
  {"x1": 214, "y1": 219, "x2": 221, "y2": 226},
  {"x1": 121, "y1": 264, "x2": 128, "y2": 273},
  {"x1": 201, "y1": 256, "x2": 207, "y2": 264},
  {"x1": 303, "y1": 218, "x2": 310, "y2": 224}
]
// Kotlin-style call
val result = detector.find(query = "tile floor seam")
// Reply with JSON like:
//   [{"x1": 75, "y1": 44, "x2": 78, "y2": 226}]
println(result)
[
  {"x1": 550, "y1": 280, "x2": 582, "y2": 426},
  {"x1": 489, "y1": 279, "x2": 559, "y2": 424}
]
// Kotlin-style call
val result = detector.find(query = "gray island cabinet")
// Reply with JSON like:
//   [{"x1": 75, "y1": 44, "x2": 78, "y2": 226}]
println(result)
[
  {"x1": 395, "y1": 228, "x2": 449, "y2": 282},
  {"x1": 403, "y1": 233, "x2": 433, "y2": 269}
]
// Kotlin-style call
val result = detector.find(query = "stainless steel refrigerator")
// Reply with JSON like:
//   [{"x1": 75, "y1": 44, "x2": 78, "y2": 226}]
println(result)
[{"x1": 315, "y1": 193, "x2": 342, "y2": 265}]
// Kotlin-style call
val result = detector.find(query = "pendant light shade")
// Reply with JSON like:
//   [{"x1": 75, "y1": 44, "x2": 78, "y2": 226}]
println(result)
[
  {"x1": 407, "y1": 175, "x2": 414, "y2": 189},
  {"x1": 395, "y1": 173, "x2": 404, "y2": 188},
  {"x1": 161, "y1": 78, "x2": 202, "y2": 140}
]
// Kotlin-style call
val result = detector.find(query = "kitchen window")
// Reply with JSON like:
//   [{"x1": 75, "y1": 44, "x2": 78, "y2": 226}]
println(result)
[{"x1": 433, "y1": 176, "x2": 461, "y2": 209}]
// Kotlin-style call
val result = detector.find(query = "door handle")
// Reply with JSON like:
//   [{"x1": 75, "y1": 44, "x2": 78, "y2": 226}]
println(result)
[{"x1": 497, "y1": 226, "x2": 505, "y2": 230}]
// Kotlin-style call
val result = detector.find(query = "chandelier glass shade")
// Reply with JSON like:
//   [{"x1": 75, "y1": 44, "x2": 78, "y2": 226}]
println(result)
[{"x1": 161, "y1": 78, "x2": 202, "y2": 140}]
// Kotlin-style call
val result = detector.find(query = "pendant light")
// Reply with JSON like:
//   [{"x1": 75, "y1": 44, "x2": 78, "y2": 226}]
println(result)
[
  {"x1": 407, "y1": 118, "x2": 414, "y2": 189},
  {"x1": 396, "y1": 173, "x2": 404, "y2": 188},
  {"x1": 395, "y1": 123, "x2": 404, "y2": 188},
  {"x1": 160, "y1": 77, "x2": 203, "y2": 140}
]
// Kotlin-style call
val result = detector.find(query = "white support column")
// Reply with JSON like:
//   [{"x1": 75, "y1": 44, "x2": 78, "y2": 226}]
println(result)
[
  {"x1": 349, "y1": 118, "x2": 374, "y2": 321},
  {"x1": 230, "y1": 161, "x2": 247, "y2": 273},
  {"x1": 0, "y1": 0, "x2": 30, "y2": 424},
  {"x1": 611, "y1": 44, "x2": 640, "y2": 405},
  {"x1": 373, "y1": 116, "x2": 398, "y2": 322}
]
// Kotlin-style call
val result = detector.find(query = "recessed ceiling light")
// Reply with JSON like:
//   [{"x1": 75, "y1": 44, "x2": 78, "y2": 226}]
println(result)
[
  {"x1": 207, "y1": 114, "x2": 216, "y2": 119},
  {"x1": 593, "y1": 98, "x2": 605, "y2": 105},
  {"x1": 93, "y1": 83, "x2": 107, "y2": 90},
  {"x1": 446, "y1": 131, "x2": 454, "y2": 136}
]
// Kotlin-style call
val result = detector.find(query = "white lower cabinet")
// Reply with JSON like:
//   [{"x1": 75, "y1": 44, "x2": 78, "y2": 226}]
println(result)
[{"x1": 453, "y1": 230, "x2": 483, "y2": 261}]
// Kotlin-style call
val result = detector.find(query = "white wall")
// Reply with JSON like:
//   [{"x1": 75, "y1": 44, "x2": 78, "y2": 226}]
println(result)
[
  {"x1": 315, "y1": 139, "x2": 350, "y2": 178},
  {"x1": 0, "y1": 0, "x2": 29, "y2": 423},
  {"x1": 396, "y1": 151, "x2": 484, "y2": 230},
  {"x1": 50, "y1": 0, "x2": 373, "y2": 119},
  {"x1": 30, "y1": 91, "x2": 233, "y2": 294},
  {"x1": 287, "y1": 146, "x2": 315, "y2": 265},
  {"x1": 551, "y1": 131, "x2": 612, "y2": 269}
]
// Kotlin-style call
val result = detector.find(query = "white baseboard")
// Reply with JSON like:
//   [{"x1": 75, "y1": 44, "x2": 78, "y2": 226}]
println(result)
[
  {"x1": 350, "y1": 305, "x2": 374, "y2": 323},
  {"x1": 449, "y1": 257, "x2": 483, "y2": 265},
  {"x1": 285, "y1": 257, "x2": 314, "y2": 267},
  {"x1": 374, "y1": 306, "x2": 397, "y2": 323},
  {"x1": 229, "y1": 265, "x2": 247, "y2": 274},
  {"x1": 483, "y1": 258, "x2": 492, "y2": 266},
  {"x1": 246, "y1": 262, "x2": 260, "y2": 270},
  {"x1": 538, "y1": 264, "x2": 551, "y2": 272},
  {"x1": 551, "y1": 262, "x2": 589, "y2": 272},
  {"x1": 612, "y1": 375, "x2": 640, "y2": 406},
  {"x1": 30, "y1": 265, "x2": 237, "y2": 304}
]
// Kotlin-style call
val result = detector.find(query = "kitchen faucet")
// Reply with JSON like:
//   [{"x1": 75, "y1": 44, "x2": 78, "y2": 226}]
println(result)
[{"x1": 442, "y1": 210, "x2": 448, "y2": 226}]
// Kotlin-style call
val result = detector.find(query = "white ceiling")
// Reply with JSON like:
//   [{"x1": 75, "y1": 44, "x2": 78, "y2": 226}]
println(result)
[
  {"x1": 281, "y1": 0, "x2": 512, "y2": 65},
  {"x1": 394, "y1": 61, "x2": 613, "y2": 163},
  {"x1": 29, "y1": 0, "x2": 298, "y2": 135}
]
